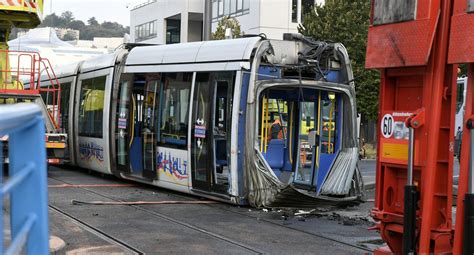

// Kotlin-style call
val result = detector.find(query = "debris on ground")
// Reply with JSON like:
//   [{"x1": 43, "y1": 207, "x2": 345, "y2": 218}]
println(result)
[{"x1": 256, "y1": 206, "x2": 375, "y2": 226}]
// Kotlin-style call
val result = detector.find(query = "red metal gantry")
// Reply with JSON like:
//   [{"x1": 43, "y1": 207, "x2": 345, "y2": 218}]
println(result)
[
  {"x1": 449, "y1": 1, "x2": 474, "y2": 254},
  {"x1": 0, "y1": 50, "x2": 62, "y2": 130},
  {"x1": 366, "y1": 0, "x2": 467, "y2": 253}
]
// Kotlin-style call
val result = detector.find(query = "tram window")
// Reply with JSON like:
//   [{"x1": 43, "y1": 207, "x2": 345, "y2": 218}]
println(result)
[
  {"x1": 78, "y1": 76, "x2": 106, "y2": 138},
  {"x1": 159, "y1": 72, "x2": 192, "y2": 148},
  {"x1": 60, "y1": 82, "x2": 71, "y2": 133},
  {"x1": 40, "y1": 85, "x2": 53, "y2": 105},
  {"x1": 259, "y1": 98, "x2": 289, "y2": 143},
  {"x1": 41, "y1": 84, "x2": 70, "y2": 132},
  {"x1": 320, "y1": 94, "x2": 337, "y2": 154}
]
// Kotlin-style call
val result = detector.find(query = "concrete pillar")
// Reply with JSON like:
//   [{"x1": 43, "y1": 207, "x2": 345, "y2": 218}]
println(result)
[
  {"x1": 180, "y1": 12, "x2": 189, "y2": 43},
  {"x1": 297, "y1": 0, "x2": 302, "y2": 23},
  {"x1": 203, "y1": 0, "x2": 212, "y2": 41}
]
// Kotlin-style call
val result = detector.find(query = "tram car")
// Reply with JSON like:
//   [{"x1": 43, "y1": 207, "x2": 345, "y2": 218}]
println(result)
[{"x1": 37, "y1": 34, "x2": 363, "y2": 207}]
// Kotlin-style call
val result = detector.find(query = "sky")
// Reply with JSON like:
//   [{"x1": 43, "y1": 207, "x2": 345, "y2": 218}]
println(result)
[{"x1": 43, "y1": 0, "x2": 145, "y2": 27}]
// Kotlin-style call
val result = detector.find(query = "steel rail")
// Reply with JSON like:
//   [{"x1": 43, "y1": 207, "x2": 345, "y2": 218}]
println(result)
[
  {"x1": 49, "y1": 173, "x2": 372, "y2": 253},
  {"x1": 48, "y1": 176, "x2": 263, "y2": 254},
  {"x1": 48, "y1": 205, "x2": 144, "y2": 255}
]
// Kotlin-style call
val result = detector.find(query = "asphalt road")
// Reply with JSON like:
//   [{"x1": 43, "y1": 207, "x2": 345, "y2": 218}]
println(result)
[
  {"x1": 48, "y1": 166, "x2": 382, "y2": 254},
  {"x1": 358, "y1": 160, "x2": 376, "y2": 188},
  {"x1": 358, "y1": 159, "x2": 460, "y2": 187}
]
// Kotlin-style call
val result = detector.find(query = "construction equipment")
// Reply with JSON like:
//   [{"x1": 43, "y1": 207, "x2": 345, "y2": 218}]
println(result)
[
  {"x1": 366, "y1": 0, "x2": 474, "y2": 253},
  {"x1": 0, "y1": 0, "x2": 67, "y2": 165}
]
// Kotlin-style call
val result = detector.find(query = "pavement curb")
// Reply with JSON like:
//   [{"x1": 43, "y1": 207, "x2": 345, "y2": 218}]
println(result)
[{"x1": 50, "y1": 235, "x2": 66, "y2": 253}]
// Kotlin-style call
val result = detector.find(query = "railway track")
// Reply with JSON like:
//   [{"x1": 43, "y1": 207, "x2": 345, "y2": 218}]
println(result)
[
  {"x1": 48, "y1": 172, "x2": 372, "y2": 253},
  {"x1": 49, "y1": 204, "x2": 145, "y2": 254},
  {"x1": 49, "y1": 175, "x2": 264, "y2": 254}
]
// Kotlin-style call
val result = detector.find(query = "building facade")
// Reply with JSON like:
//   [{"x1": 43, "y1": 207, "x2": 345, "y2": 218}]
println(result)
[
  {"x1": 130, "y1": 0, "x2": 204, "y2": 44},
  {"x1": 211, "y1": 0, "x2": 324, "y2": 39},
  {"x1": 129, "y1": 0, "x2": 323, "y2": 44}
]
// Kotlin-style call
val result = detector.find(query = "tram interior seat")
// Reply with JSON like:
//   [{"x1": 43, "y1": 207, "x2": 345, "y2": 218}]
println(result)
[
  {"x1": 264, "y1": 139, "x2": 285, "y2": 170},
  {"x1": 130, "y1": 139, "x2": 143, "y2": 173}
]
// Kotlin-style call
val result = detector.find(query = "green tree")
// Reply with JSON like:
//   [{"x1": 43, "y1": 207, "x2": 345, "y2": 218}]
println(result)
[
  {"x1": 299, "y1": 0, "x2": 379, "y2": 120},
  {"x1": 62, "y1": 33, "x2": 77, "y2": 41},
  {"x1": 36, "y1": 12, "x2": 130, "y2": 40},
  {"x1": 41, "y1": 13, "x2": 62, "y2": 28},
  {"x1": 87, "y1": 17, "x2": 99, "y2": 26},
  {"x1": 211, "y1": 16, "x2": 243, "y2": 40},
  {"x1": 60, "y1": 11, "x2": 74, "y2": 27},
  {"x1": 68, "y1": 20, "x2": 86, "y2": 31}
]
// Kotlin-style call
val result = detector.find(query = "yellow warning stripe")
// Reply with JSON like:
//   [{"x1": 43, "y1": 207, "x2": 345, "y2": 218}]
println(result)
[
  {"x1": 46, "y1": 142, "x2": 66, "y2": 149},
  {"x1": 381, "y1": 142, "x2": 408, "y2": 161}
]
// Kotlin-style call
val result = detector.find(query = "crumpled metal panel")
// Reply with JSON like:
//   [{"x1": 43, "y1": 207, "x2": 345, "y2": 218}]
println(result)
[
  {"x1": 246, "y1": 151, "x2": 363, "y2": 208},
  {"x1": 319, "y1": 148, "x2": 361, "y2": 196},
  {"x1": 268, "y1": 186, "x2": 362, "y2": 208}
]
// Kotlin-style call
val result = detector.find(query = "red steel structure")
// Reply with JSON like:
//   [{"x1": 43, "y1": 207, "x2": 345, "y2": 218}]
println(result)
[
  {"x1": 0, "y1": 50, "x2": 62, "y2": 129},
  {"x1": 449, "y1": 1, "x2": 474, "y2": 254},
  {"x1": 366, "y1": 0, "x2": 465, "y2": 253}
]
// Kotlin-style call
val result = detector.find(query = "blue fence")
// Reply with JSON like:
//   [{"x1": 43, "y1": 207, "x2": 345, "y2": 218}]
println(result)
[{"x1": 0, "y1": 103, "x2": 49, "y2": 254}]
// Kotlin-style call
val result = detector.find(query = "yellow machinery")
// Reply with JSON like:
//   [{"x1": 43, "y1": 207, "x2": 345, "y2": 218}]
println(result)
[
  {"x1": 0, "y1": 0, "x2": 68, "y2": 164},
  {"x1": 0, "y1": 0, "x2": 43, "y2": 88}
]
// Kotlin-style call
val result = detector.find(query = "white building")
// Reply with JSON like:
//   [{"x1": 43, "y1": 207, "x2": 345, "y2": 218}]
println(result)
[
  {"x1": 54, "y1": 28, "x2": 80, "y2": 41},
  {"x1": 130, "y1": 0, "x2": 204, "y2": 44},
  {"x1": 211, "y1": 0, "x2": 324, "y2": 39},
  {"x1": 130, "y1": 0, "x2": 324, "y2": 44}
]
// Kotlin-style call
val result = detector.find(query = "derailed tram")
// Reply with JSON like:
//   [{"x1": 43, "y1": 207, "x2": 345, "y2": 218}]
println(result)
[{"x1": 39, "y1": 34, "x2": 363, "y2": 207}]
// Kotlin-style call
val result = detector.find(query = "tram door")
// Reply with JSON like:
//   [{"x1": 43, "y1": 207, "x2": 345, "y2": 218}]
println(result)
[
  {"x1": 116, "y1": 79, "x2": 132, "y2": 174},
  {"x1": 191, "y1": 72, "x2": 233, "y2": 193},
  {"x1": 141, "y1": 80, "x2": 159, "y2": 179},
  {"x1": 116, "y1": 76, "x2": 159, "y2": 179},
  {"x1": 293, "y1": 91, "x2": 337, "y2": 190},
  {"x1": 294, "y1": 97, "x2": 320, "y2": 189}
]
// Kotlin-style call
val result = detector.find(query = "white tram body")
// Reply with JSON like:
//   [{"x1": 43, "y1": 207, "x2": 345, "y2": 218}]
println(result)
[{"x1": 39, "y1": 35, "x2": 363, "y2": 207}]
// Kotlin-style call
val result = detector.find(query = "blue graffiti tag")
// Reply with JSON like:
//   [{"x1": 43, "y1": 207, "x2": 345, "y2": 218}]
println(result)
[
  {"x1": 79, "y1": 142, "x2": 104, "y2": 162},
  {"x1": 156, "y1": 152, "x2": 188, "y2": 179}
]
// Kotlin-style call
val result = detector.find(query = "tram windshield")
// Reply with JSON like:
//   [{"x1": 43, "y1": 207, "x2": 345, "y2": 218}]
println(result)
[{"x1": 258, "y1": 87, "x2": 339, "y2": 191}]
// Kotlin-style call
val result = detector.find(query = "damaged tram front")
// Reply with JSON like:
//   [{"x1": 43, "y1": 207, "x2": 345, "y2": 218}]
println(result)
[
  {"x1": 46, "y1": 35, "x2": 363, "y2": 208},
  {"x1": 242, "y1": 35, "x2": 363, "y2": 207}
]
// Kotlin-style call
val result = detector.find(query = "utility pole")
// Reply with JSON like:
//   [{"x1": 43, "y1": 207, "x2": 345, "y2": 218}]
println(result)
[{"x1": 203, "y1": 0, "x2": 212, "y2": 41}]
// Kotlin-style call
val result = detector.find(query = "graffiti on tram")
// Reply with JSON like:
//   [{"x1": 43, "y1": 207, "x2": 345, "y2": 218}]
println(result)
[
  {"x1": 156, "y1": 148, "x2": 188, "y2": 182},
  {"x1": 79, "y1": 142, "x2": 104, "y2": 162}
]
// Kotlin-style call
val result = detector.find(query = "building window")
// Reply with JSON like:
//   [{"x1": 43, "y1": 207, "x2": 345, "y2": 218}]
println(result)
[
  {"x1": 78, "y1": 76, "x2": 106, "y2": 138},
  {"x1": 224, "y1": 0, "x2": 231, "y2": 15},
  {"x1": 135, "y1": 20, "x2": 158, "y2": 42},
  {"x1": 212, "y1": 0, "x2": 250, "y2": 21},
  {"x1": 212, "y1": 0, "x2": 218, "y2": 18},
  {"x1": 218, "y1": 0, "x2": 224, "y2": 17},
  {"x1": 292, "y1": 0, "x2": 298, "y2": 23},
  {"x1": 292, "y1": 0, "x2": 316, "y2": 24},
  {"x1": 159, "y1": 73, "x2": 192, "y2": 149},
  {"x1": 166, "y1": 19, "x2": 181, "y2": 44}
]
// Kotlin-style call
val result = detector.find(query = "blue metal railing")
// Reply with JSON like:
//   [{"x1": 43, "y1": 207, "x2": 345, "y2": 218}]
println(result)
[{"x1": 0, "y1": 103, "x2": 49, "y2": 254}]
